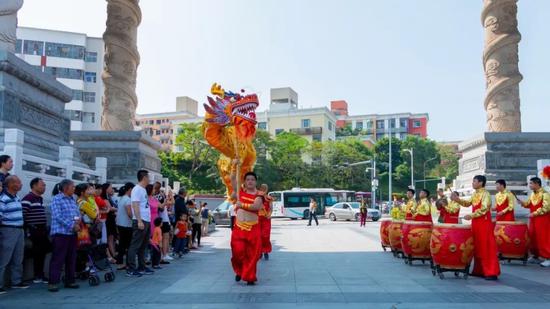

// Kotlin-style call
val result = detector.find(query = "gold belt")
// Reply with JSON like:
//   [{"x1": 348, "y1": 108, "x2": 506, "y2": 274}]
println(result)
[{"x1": 236, "y1": 220, "x2": 258, "y2": 232}]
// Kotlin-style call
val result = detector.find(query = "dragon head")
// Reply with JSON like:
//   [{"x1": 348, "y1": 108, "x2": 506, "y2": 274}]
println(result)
[{"x1": 204, "y1": 83, "x2": 259, "y2": 140}]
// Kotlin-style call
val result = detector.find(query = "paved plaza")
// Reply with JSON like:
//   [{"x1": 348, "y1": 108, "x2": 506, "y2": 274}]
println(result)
[{"x1": 1, "y1": 219, "x2": 550, "y2": 308}]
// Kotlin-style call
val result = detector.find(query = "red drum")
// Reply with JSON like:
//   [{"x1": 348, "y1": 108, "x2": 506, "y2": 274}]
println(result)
[
  {"x1": 430, "y1": 223, "x2": 474, "y2": 271},
  {"x1": 494, "y1": 221, "x2": 529, "y2": 260},
  {"x1": 389, "y1": 220, "x2": 404, "y2": 255},
  {"x1": 401, "y1": 220, "x2": 433, "y2": 259},
  {"x1": 380, "y1": 219, "x2": 392, "y2": 251}
]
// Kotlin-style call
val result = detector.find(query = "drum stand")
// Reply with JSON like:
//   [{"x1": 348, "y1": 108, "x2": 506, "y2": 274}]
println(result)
[
  {"x1": 498, "y1": 253, "x2": 528, "y2": 265},
  {"x1": 403, "y1": 255, "x2": 433, "y2": 267},
  {"x1": 431, "y1": 263, "x2": 470, "y2": 280},
  {"x1": 391, "y1": 249, "x2": 404, "y2": 258}
]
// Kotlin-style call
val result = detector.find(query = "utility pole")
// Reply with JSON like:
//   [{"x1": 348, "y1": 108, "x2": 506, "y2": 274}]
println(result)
[
  {"x1": 388, "y1": 124, "x2": 392, "y2": 208},
  {"x1": 404, "y1": 148, "x2": 414, "y2": 189}
]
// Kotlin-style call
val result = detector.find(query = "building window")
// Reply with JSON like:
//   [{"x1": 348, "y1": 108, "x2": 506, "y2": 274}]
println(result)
[
  {"x1": 84, "y1": 72, "x2": 97, "y2": 83},
  {"x1": 85, "y1": 51, "x2": 98, "y2": 62},
  {"x1": 82, "y1": 112, "x2": 95, "y2": 123},
  {"x1": 83, "y1": 92, "x2": 96, "y2": 103},
  {"x1": 365, "y1": 120, "x2": 372, "y2": 129},
  {"x1": 258, "y1": 122, "x2": 267, "y2": 130},
  {"x1": 155, "y1": 130, "x2": 160, "y2": 135},
  {"x1": 302, "y1": 119, "x2": 310, "y2": 128},
  {"x1": 64, "y1": 110, "x2": 82, "y2": 121},
  {"x1": 376, "y1": 133, "x2": 384, "y2": 140},
  {"x1": 399, "y1": 118, "x2": 408, "y2": 128},
  {"x1": 275, "y1": 129, "x2": 284, "y2": 135},
  {"x1": 45, "y1": 42, "x2": 85, "y2": 59},
  {"x1": 312, "y1": 133, "x2": 322, "y2": 142},
  {"x1": 23, "y1": 40, "x2": 44, "y2": 55},
  {"x1": 15, "y1": 39, "x2": 22, "y2": 53},
  {"x1": 355, "y1": 121, "x2": 363, "y2": 130},
  {"x1": 71, "y1": 90, "x2": 83, "y2": 101},
  {"x1": 44, "y1": 67, "x2": 84, "y2": 80},
  {"x1": 389, "y1": 118, "x2": 396, "y2": 128},
  {"x1": 328, "y1": 122, "x2": 333, "y2": 131},
  {"x1": 156, "y1": 120, "x2": 161, "y2": 125},
  {"x1": 413, "y1": 120, "x2": 422, "y2": 128},
  {"x1": 376, "y1": 120, "x2": 385, "y2": 129}
]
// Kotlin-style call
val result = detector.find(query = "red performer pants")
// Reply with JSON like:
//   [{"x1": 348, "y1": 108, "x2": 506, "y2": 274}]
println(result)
[
  {"x1": 471, "y1": 218, "x2": 501, "y2": 277},
  {"x1": 259, "y1": 216, "x2": 272, "y2": 254},
  {"x1": 529, "y1": 214, "x2": 550, "y2": 259},
  {"x1": 231, "y1": 222, "x2": 261, "y2": 282}
]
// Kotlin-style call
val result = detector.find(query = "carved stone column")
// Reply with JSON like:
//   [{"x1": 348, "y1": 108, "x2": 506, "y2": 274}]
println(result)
[
  {"x1": 0, "y1": 0, "x2": 23, "y2": 52},
  {"x1": 101, "y1": 0, "x2": 141, "y2": 131},
  {"x1": 482, "y1": 0, "x2": 522, "y2": 132}
]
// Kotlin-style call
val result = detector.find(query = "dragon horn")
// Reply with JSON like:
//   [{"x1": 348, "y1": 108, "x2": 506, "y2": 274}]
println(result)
[
  {"x1": 203, "y1": 103, "x2": 216, "y2": 116},
  {"x1": 211, "y1": 83, "x2": 225, "y2": 97}
]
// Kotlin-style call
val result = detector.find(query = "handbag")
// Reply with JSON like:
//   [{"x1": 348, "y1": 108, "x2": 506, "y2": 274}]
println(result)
[{"x1": 77, "y1": 221, "x2": 92, "y2": 247}]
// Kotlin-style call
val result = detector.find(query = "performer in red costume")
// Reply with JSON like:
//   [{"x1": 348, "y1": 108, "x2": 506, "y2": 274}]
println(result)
[
  {"x1": 257, "y1": 184, "x2": 273, "y2": 261},
  {"x1": 494, "y1": 179, "x2": 516, "y2": 222},
  {"x1": 452, "y1": 175, "x2": 500, "y2": 280},
  {"x1": 516, "y1": 177, "x2": 550, "y2": 267},
  {"x1": 230, "y1": 160, "x2": 263, "y2": 285}
]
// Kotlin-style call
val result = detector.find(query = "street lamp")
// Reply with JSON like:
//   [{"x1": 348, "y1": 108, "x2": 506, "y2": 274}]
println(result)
[
  {"x1": 423, "y1": 156, "x2": 438, "y2": 189},
  {"x1": 403, "y1": 148, "x2": 414, "y2": 189},
  {"x1": 340, "y1": 159, "x2": 377, "y2": 209}
]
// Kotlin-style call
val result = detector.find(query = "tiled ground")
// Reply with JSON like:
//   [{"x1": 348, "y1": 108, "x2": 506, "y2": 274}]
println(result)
[{"x1": 1, "y1": 219, "x2": 549, "y2": 308}]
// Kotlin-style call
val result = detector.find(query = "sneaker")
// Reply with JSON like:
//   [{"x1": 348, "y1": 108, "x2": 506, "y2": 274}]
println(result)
[
  {"x1": 235, "y1": 275, "x2": 241, "y2": 282},
  {"x1": 139, "y1": 267, "x2": 154, "y2": 275},
  {"x1": 540, "y1": 260, "x2": 550, "y2": 267},
  {"x1": 528, "y1": 256, "x2": 541, "y2": 264},
  {"x1": 33, "y1": 278, "x2": 45, "y2": 284},
  {"x1": 47, "y1": 284, "x2": 59, "y2": 292},
  {"x1": 264, "y1": 253, "x2": 269, "y2": 261},
  {"x1": 152, "y1": 265, "x2": 162, "y2": 270},
  {"x1": 12, "y1": 283, "x2": 30, "y2": 289},
  {"x1": 164, "y1": 255, "x2": 174, "y2": 261},
  {"x1": 484, "y1": 276, "x2": 498, "y2": 281},
  {"x1": 126, "y1": 270, "x2": 143, "y2": 278},
  {"x1": 0, "y1": 288, "x2": 7, "y2": 295},
  {"x1": 160, "y1": 260, "x2": 170, "y2": 265}
]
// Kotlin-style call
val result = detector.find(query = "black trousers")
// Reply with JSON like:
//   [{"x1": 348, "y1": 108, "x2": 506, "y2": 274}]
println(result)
[
  {"x1": 192, "y1": 223, "x2": 202, "y2": 246},
  {"x1": 116, "y1": 226, "x2": 133, "y2": 265},
  {"x1": 28, "y1": 225, "x2": 51, "y2": 279},
  {"x1": 308, "y1": 212, "x2": 319, "y2": 226}
]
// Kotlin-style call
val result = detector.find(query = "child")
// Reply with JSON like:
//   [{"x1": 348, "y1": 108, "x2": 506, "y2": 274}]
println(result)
[
  {"x1": 174, "y1": 213, "x2": 189, "y2": 257},
  {"x1": 150, "y1": 217, "x2": 163, "y2": 269}
]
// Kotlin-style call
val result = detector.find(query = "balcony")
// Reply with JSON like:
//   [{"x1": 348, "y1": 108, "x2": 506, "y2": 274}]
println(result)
[{"x1": 290, "y1": 126, "x2": 323, "y2": 135}]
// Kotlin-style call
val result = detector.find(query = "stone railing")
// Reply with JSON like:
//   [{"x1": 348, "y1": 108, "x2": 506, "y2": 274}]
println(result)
[{"x1": 2, "y1": 128, "x2": 106, "y2": 203}]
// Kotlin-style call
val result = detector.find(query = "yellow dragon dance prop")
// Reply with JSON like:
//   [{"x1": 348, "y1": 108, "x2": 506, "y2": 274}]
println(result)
[{"x1": 202, "y1": 83, "x2": 258, "y2": 200}]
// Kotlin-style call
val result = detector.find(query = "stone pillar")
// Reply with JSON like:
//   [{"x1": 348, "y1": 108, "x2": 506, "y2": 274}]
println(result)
[
  {"x1": 482, "y1": 0, "x2": 522, "y2": 132},
  {"x1": 0, "y1": 0, "x2": 23, "y2": 52},
  {"x1": 101, "y1": 0, "x2": 141, "y2": 131},
  {"x1": 3, "y1": 128, "x2": 24, "y2": 177}
]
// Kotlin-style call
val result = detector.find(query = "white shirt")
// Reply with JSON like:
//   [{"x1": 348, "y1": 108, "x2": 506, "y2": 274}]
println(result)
[
  {"x1": 131, "y1": 185, "x2": 150, "y2": 222},
  {"x1": 229, "y1": 204, "x2": 235, "y2": 217}
]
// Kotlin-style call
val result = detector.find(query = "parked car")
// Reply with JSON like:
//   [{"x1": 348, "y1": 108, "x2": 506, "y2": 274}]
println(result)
[
  {"x1": 325, "y1": 202, "x2": 381, "y2": 222},
  {"x1": 212, "y1": 201, "x2": 232, "y2": 225}
]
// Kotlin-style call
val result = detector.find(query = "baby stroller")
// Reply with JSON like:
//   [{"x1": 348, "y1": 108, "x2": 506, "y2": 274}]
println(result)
[
  {"x1": 76, "y1": 220, "x2": 116, "y2": 286},
  {"x1": 76, "y1": 243, "x2": 116, "y2": 286}
]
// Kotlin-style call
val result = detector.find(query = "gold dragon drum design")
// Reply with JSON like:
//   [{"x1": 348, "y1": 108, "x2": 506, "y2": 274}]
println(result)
[{"x1": 202, "y1": 83, "x2": 258, "y2": 201}]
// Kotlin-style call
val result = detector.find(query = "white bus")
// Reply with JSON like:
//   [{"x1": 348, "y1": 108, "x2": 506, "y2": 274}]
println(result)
[{"x1": 268, "y1": 188, "x2": 356, "y2": 219}]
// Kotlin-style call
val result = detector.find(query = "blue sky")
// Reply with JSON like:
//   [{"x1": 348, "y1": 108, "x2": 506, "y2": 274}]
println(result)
[{"x1": 19, "y1": 0, "x2": 550, "y2": 141}]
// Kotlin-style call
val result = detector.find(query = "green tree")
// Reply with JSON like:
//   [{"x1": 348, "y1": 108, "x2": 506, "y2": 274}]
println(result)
[
  {"x1": 429, "y1": 144, "x2": 459, "y2": 188},
  {"x1": 160, "y1": 123, "x2": 221, "y2": 193},
  {"x1": 270, "y1": 132, "x2": 309, "y2": 189}
]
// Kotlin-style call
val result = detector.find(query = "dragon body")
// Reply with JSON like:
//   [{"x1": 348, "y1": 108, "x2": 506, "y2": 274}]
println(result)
[{"x1": 202, "y1": 83, "x2": 259, "y2": 200}]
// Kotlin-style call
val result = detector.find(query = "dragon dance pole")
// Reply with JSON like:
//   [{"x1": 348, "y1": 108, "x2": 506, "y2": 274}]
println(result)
[{"x1": 234, "y1": 135, "x2": 240, "y2": 201}]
